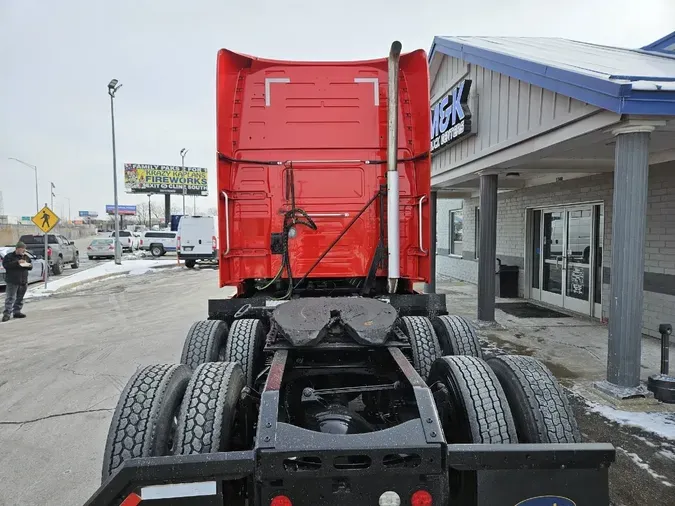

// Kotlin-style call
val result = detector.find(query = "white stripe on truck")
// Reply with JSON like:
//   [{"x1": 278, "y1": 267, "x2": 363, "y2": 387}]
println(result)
[{"x1": 140, "y1": 481, "x2": 217, "y2": 500}]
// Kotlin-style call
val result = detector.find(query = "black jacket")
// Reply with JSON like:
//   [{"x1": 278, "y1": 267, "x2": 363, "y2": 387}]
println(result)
[{"x1": 2, "y1": 251, "x2": 33, "y2": 285}]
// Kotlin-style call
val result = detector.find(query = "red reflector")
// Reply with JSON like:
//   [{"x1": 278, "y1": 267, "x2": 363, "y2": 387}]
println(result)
[
  {"x1": 271, "y1": 495, "x2": 292, "y2": 506},
  {"x1": 120, "y1": 493, "x2": 141, "y2": 506},
  {"x1": 411, "y1": 490, "x2": 432, "y2": 506}
]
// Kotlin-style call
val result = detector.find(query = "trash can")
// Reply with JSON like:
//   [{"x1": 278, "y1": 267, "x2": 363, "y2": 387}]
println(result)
[{"x1": 497, "y1": 263, "x2": 519, "y2": 298}]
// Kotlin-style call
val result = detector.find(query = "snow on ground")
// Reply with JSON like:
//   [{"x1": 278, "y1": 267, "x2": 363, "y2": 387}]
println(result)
[
  {"x1": 574, "y1": 387, "x2": 675, "y2": 441},
  {"x1": 25, "y1": 259, "x2": 177, "y2": 298},
  {"x1": 617, "y1": 447, "x2": 674, "y2": 487}
]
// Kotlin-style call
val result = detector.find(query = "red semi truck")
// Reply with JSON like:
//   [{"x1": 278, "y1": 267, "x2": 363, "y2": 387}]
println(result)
[{"x1": 84, "y1": 42, "x2": 613, "y2": 506}]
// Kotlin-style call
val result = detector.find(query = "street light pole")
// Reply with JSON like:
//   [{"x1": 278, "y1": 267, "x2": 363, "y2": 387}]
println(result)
[
  {"x1": 50, "y1": 182, "x2": 55, "y2": 210},
  {"x1": 180, "y1": 148, "x2": 188, "y2": 215},
  {"x1": 8, "y1": 157, "x2": 39, "y2": 213},
  {"x1": 108, "y1": 78, "x2": 123, "y2": 265},
  {"x1": 147, "y1": 193, "x2": 152, "y2": 227}
]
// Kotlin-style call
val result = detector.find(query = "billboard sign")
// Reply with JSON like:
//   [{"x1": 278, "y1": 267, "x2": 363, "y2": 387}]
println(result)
[
  {"x1": 106, "y1": 205, "x2": 137, "y2": 216},
  {"x1": 124, "y1": 163, "x2": 208, "y2": 196},
  {"x1": 79, "y1": 211, "x2": 100, "y2": 218}
]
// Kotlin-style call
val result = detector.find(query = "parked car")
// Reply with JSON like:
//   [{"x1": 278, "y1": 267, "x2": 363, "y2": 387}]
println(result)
[
  {"x1": 87, "y1": 238, "x2": 116, "y2": 260},
  {"x1": 140, "y1": 230, "x2": 177, "y2": 257},
  {"x1": 109, "y1": 230, "x2": 138, "y2": 252},
  {"x1": 0, "y1": 247, "x2": 47, "y2": 287},
  {"x1": 18, "y1": 234, "x2": 79, "y2": 275},
  {"x1": 177, "y1": 215, "x2": 218, "y2": 268}
]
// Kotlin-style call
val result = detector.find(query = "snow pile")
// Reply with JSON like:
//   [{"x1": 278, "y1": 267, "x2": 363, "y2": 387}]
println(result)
[
  {"x1": 25, "y1": 259, "x2": 177, "y2": 298},
  {"x1": 584, "y1": 400, "x2": 675, "y2": 441}
]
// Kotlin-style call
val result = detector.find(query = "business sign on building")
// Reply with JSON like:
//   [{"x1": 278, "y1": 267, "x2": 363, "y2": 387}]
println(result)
[
  {"x1": 79, "y1": 211, "x2": 100, "y2": 218},
  {"x1": 124, "y1": 163, "x2": 209, "y2": 196},
  {"x1": 430, "y1": 79, "x2": 473, "y2": 153},
  {"x1": 106, "y1": 205, "x2": 137, "y2": 216}
]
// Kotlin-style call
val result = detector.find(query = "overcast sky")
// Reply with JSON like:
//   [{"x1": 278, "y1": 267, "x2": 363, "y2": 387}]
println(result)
[{"x1": 1, "y1": 0, "x2": 673, "y2": 219}]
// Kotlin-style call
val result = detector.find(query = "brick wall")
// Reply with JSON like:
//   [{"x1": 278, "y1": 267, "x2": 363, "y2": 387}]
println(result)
[{"x1": 436, "y1": 161, "x2": 675, "y2": 338}]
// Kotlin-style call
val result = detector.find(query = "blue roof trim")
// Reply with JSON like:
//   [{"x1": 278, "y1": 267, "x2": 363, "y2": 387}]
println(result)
[
  {"x1": 429, "y1": 36, "x2": 675, "y2": 116},
  {"x1": 642, "y1": 30, "x2": 675, "y2": 53},
  {"x1": 609, "y1": 74, "x2": 675, "y2": 82}
]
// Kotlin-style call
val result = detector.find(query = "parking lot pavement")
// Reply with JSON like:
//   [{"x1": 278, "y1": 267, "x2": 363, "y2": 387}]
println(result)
[{"x1": 0, "y1": 266, "x2": 233, "y2": 506}]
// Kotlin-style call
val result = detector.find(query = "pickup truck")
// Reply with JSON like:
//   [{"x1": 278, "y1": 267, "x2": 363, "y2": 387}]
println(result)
[{"x1": 19, "y1": 234, "x2": 80, "y2": 275}]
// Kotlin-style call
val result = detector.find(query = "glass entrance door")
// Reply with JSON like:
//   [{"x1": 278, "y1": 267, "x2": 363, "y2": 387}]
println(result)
[{"x1": 531, "y1": 205, "x2": 598, "y2": 316}]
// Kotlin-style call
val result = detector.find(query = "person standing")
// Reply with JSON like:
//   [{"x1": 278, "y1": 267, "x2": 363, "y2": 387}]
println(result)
[{"x1": 2, "y1": 241, "x2": 32, "y2": 322}]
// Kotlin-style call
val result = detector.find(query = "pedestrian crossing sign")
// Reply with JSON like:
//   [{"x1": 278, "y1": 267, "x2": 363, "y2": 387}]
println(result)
[{"x1": 32, "y1": 205, "x2": 60, "y2": 233}]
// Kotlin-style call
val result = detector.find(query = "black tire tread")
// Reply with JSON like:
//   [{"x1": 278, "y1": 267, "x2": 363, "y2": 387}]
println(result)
[
  {"x1": 174, "y1": 362, "x2": 245, "y2": 455},
  {"x1": 400, "y1": 316, "x2": 442, "y2": 381},
  {"x1": 431, "y1": 315, "x2": 482, "y2": 358},
  {"x1": 180, "y1": 320, "x2": 229, "y2": 370},
  {"x1": 224, "y1": 319, "x2": 263, "y2": 387},
  {"x1": 101, "y1": 363, "x2": 191, "y2": 481},
  {"x1": 431, "y1": 355, "x2": 517, "y2": 444},
  {"x1": 487, "y1": 355, "x2": 581, "y2": 443}
]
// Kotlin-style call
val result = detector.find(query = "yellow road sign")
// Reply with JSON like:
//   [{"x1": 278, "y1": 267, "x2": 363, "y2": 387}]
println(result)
[{"x1": 31, "y1": 205, "x2": 60, "y2": 233}]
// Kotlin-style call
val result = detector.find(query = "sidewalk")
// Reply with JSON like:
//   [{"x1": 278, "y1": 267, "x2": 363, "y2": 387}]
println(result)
[{"x1": 434, "y1": 277, "x2": 675, "y2": 505}]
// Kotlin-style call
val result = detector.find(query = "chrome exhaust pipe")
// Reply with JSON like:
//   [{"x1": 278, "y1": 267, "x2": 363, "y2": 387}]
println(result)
[{"x1": 387, "y1": 41, "x2": 402, "y2": 294}]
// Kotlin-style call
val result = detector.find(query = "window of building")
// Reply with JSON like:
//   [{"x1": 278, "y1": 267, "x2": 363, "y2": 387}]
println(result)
[{"x1": 449, "y1": 210, "x2": 463, "y2": 256}]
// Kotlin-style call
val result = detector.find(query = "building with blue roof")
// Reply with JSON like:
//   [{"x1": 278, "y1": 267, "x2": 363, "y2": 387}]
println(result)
[{"x1": 428, "y1": 31, "x2": 675, "y2": 397}]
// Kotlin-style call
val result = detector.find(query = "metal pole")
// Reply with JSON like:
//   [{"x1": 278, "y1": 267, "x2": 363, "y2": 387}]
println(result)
[
  {"x1": 386, "y1": 40, "x2": 402, "y2": 294},
  {"x1": 180, "y1": 148, "x2": 188, "y2": 214},
  {"x1": 428, "y1": 190, "x2": 437, "y2": 293},
  {"x1": 43, "y1": 204, "x2": 49, "y2": 289},
  {"x1": 148, "y1": 194, "x2": 152, "y2": 227},
  {"x1": 8, "y1": 158, "x2": 39, "y2": 212},
  {"x1": 477, "y1": 174, "x2": 498, "y2": 322},
  {"x1": 606, "y1": 129, "x2": 651, "y2": 388},
  {"x1": 108, "y1": 80, "x2": 123, "y2": 265},
  {"x1": 34, "y1": 168, "x2": 39, "y2": 213},
  {"x1": 659, "y1": 324, "x2": 672, "y2": 375}
]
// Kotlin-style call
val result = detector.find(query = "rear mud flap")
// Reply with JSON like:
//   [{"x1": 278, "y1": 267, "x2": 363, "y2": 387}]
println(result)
[{"x1": 447, "y1": 443, "x2": 615, "y2": 506}]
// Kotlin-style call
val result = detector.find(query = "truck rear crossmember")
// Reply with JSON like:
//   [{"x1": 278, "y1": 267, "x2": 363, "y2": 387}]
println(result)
[{"x1": 86, "y1": 344, "x2": 613, "y2": 506}]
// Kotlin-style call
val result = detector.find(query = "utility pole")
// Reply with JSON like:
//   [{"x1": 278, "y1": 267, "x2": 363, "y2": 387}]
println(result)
[
  {"x1": 180, "y1": 148, "x2": 188, "y2": 215},
  {"x1": 108, "y1": 78, "x2": 123, "y2": 265},
  {"x1": 8, "y1": 158, "x2": 39, "y2": 213},
  {"x1": 147, "y1": 194, "x2": 152, "y2": 227},
  {"x1": 50, "y1": 182, "x2": 55, "y2": 210}
]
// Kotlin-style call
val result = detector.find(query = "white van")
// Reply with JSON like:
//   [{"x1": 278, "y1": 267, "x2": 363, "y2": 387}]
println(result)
[
  {"x1": 177, "y1": 216, "x2": 217, "y2": 268},
  {"x1": 141, "y1": 230, "x2": 177, "y2": 257}
]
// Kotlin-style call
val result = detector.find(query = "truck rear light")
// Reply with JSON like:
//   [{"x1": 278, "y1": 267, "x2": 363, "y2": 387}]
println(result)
[
  {"x1": 270, "y1": 495, "x2": 292, "y2": 506},
  {"x1": 212, "y1": 235, "x2": 216, "y2": 250},
  {"x1": 379, "y1": 491, "x2": 401, "y2": 506},
  {"x1": 87, "y1": 246, "x2": 92, "y2": 250},
  {"x1": 109, "y1": 245, "x2": 114, "y2": 250},
  {"x1": 411, "y1": 490, "x2": 432, "y2": 506},
  {"x1": 47, "y1": 247, "x2": 52, "y2": 257},
  {"x1": 177, "y1": 236, "x2": 181, "y2": 249}
]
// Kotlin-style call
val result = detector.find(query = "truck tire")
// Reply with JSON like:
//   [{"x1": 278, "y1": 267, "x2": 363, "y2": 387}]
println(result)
[
  {"x1": 151, "y1": 245, "x2": 164, "y2": 257},
  {"x1": 431, "y1": 315, "x2": 482, "y2": 358},
  {"x1": 185, "y1": 259, "x2": 196, "y2": 269},
  {"x1": 71, "y1": 253, "x2": 79, "y2": 269},
  {"x1": 180, "y1": 320, "x2": 230, "y2": 370},
  {"x1": 429, "y1": 356, "x2": 518, "y2": 444},
  {"x1": 174, "y1": 362, "x2": 245, "y2": 455},
  {"x1": 224, "y1": 319, "x2": 265, "y2": 387},
  {"x1": 399, "y1": 316, "x2": 442, "y2": 382},
  {"x1": 101, "y1": 364, "x2": 191, "y2": 482},
  {"x1": 487, "y1": 355, "x2": 582, "y2": 443},
  {"x1": 52, "y1": 257, "x2": 63, "y2": 275}
]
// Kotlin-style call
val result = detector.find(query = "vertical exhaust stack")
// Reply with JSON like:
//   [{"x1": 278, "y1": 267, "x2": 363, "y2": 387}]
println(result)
[{"x1": 387, "y1": 40, "x2": 402, "y2": 294}]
